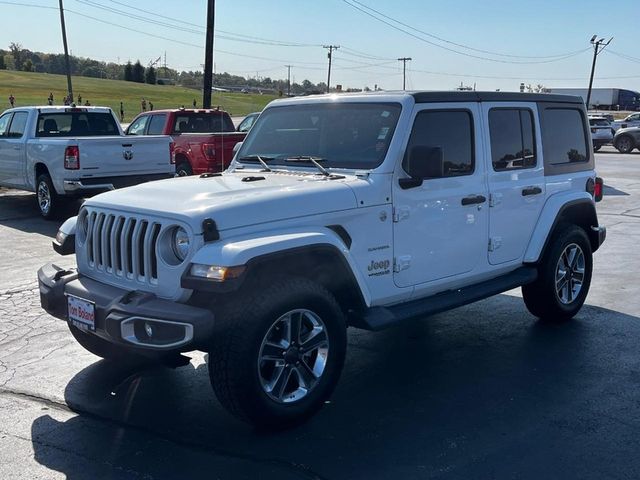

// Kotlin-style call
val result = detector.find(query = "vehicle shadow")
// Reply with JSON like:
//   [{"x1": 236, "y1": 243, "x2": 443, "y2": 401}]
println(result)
[
  {"x1": 0, "y1": 191, "x2": 82, "y2": 236},
  {"x1": 31, "y1": 296, "x2": 640, "y2": 479}
]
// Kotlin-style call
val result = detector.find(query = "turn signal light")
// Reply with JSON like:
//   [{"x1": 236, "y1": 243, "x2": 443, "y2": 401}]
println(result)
[{"x1": 64, "y1": 145, "x2": 80, "y2": 169}]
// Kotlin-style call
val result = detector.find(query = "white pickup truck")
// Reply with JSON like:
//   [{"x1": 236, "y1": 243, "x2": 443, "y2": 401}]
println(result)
[{"x1": 0, "y1": 106, "x2": 175, "y2": 219}]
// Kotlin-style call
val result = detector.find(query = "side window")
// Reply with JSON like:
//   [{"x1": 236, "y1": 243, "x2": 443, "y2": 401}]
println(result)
[
  {"x1": 542, "y1": 109, "x2": 588, "y2": 164},
  {"x1": 0, "y1": 113, "x2": 12, "y2": 137},
  {"x1": 403, "y1": 110, "x2": 474, "y2": 178},
  {"x1": 7, "y1": 112, "x2": 28, "y2": 138},
  {"x1": 127, "y1": 116, "x2": 149, "y2": 135},
  {"x1": 489, "y1": 109, "x2": 536, "y2": 171},
  {"x1": 147, "y1": 114, "x2": 167, "y2": 135},
  {"x1": 238, "y1": 115, "x2": 256, "y2": 133}
]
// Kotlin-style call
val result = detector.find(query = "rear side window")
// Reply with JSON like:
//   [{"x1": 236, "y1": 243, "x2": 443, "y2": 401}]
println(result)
[
  {"x1": 0, "y1": 113, "x2": 12, "y2": 137},
  {"x1": 489, "y1": 109, "x2": 536, "y2": 171},
  {"x1": 147, "y1": 114, "x2": 167, "y2": 135},
  {"x1": 542, "y1": 109, "x2": 588, "y2": 164},
  {"x1": 8, "y1": 112, "x2": 28, "y2": 138},
  {"x1": 172, "y1": 113, "x2": 235, "y2": 134},
  {"x1": 404, "y1": 110, "x2": 474, "y2": 178},
  {"x1": 36, "y1": 112, "x2": 119, "y2": 137}
]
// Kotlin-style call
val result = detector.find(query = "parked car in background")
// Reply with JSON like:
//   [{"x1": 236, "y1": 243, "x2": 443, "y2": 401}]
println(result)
[
  {"x1": 236, "y1": 112, "x2": 260, "y2": 133},
  {"x1": 589, "y1": 116, "x2": 613, "y2": 151},
  {"x1": 613, "y1": 126, "x2": 640, "y2": 153},
  {"x1": 0, "y1": 106, "x2": 174, "y2": 219},
  {"x1": 127, "y1": 108, "x2": 246, "y2": 177},
  {"x1": 611, "y1": 113, "x2": 640, "y2": 132}
]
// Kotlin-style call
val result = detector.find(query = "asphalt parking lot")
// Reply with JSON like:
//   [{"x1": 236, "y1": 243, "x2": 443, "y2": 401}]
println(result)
[{"x1": 0, "y1": 146, "x2": 639, "y2": 479}]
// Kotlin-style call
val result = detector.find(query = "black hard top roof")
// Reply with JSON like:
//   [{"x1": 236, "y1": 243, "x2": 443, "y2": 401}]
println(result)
[{"x1": 411, "y1": 91, "x2": 583, "y2": 104}]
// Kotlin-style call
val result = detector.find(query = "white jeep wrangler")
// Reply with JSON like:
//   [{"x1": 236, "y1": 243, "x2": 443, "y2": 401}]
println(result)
[{"x1": 39, "y1": 91, "x2": 606, "y2": 427}]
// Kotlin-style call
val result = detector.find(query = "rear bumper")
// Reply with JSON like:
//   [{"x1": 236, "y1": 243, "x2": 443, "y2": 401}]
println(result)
[
  {"x1": 38, "y1": 263, "x2": 214, "y2": 353},
  {"x1": 62, "y1": 173, "x2": 173, "y2": 195},
  {"x1": 591, "y1": 225, "x2": 607, "y2": 252}
]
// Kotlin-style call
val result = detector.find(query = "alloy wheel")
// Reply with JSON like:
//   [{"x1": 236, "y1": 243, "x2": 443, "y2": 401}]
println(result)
[{"x1": 555, "y1": 243, "x2": 585, "y2": 304}]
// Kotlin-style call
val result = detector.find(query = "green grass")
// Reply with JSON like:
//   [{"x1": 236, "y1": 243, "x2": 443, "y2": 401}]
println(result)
[{"x1": 0, "y1": 70, "x2": 276, "y2": 120}]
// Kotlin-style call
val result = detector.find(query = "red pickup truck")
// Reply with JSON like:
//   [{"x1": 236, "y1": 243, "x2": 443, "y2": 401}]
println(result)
[{"x1": 126, "y1": 108, "x2": 246, "y2": 176}]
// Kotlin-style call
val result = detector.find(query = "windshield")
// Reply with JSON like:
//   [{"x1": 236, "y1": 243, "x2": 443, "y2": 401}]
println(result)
[
  {"x1": 237, "y1": 102, "x2": 402, "y2": 169},
  {"x1": 171, "y1": 113, "x2": 235, "y2": 134}
]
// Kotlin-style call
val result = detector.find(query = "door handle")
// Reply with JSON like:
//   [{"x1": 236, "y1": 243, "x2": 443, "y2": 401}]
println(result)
[
  {"x1": 13, "y1": 146, "x2": 20, "y2": 150},
  {"x1": 522, "y1": 186, "x2": 542, "y2": 196},
  {"x1": 461, "y1": 194, "x2": 487, "y2": 206}
]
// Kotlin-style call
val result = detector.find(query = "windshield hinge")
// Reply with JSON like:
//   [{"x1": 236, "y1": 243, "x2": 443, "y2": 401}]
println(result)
[{"x1": 392, "y1": 206, "x2": 410, "y2": 223}]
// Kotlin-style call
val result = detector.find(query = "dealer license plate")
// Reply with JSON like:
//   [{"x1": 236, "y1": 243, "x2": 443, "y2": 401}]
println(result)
[{"x1": 67, "y1": 295, "x2": 95, "y2": 331}]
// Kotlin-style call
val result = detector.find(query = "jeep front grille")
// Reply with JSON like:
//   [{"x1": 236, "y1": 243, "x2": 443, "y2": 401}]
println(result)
[{"x1": 85, "y1": 211, "x2": 162, "y2": 283}]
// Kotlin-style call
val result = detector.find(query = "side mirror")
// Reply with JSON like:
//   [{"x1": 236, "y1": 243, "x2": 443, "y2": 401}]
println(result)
[
  {"x1": 232, "y1": 141, "x2": 243, "y2": 154},
  {"x1": 399, "y1": 146, "x2": 444, "y2": 189}
]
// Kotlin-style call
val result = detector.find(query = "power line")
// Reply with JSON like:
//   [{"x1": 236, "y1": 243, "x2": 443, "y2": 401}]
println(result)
[{"x1": 342, "y1": 0, "x2": 590, "y2": 64}]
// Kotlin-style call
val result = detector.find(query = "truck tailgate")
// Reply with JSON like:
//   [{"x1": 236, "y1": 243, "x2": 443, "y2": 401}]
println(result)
[{"x1": 76, "y1": 135, "x2": 172, "y2": 177}]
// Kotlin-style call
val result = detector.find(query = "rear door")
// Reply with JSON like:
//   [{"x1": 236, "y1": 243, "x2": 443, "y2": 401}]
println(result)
[
  {"x1": 482, "y1": 102, "x2": 545, "y2": 265},
  {"x1": 392, "y1": 103, "x2": 489, "y2": 288}
]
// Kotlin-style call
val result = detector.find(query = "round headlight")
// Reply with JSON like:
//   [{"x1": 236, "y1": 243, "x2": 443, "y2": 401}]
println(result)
[{"x1": 171, "y1": 227, "x2": 190, "y2": 261}]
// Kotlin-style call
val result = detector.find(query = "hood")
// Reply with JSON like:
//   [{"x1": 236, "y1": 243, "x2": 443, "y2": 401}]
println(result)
[{"x1": 85, "y1": 171, "x2": 359, "y2": 233}]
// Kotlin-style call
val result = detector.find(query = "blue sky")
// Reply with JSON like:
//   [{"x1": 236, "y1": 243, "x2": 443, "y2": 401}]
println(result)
[{"x1": 0, "y1": 0, "x2": 638, "y2": 92}]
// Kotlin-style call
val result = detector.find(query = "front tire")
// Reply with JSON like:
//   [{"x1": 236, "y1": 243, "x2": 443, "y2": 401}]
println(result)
[
  {"x1": 522, "y1": 225, "x2": 593, "y2": 321},
  {"x1": 208, "y1": 277, "x2": 347, "y2": 428}
]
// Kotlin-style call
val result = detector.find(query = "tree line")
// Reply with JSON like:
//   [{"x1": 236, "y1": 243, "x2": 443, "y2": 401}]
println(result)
[{"x1": 0, "y1": 43, "x2": 334, "y2": 94}]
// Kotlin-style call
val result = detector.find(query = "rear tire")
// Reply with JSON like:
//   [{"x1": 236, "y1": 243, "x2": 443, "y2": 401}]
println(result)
[
  {"x1": 615, "y1": 135, "x2": 634, "y2": 154},
  {"x1": 522, "y1": 225, "x2": 593, "y2": 322},
  {"x1": 176, "y1": 162, "x2": 193, "y2": 177},
  {"x1": 36, "y1": 173, "x2": 65, "y2": 220},
  {"x1": 208, "y1": 277, "x2": 347, "y2": 428}
]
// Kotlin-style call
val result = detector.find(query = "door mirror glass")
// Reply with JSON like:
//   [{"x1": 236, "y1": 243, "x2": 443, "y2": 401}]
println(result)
[{"x1": 233, "y1": 141, "x2": 243, "y2": 154}]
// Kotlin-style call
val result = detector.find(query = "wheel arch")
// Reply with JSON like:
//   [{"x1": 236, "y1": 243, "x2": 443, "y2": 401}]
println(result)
[
  {"x1": 524, "y1": 195, "x2": 601, "y2": 263},
  {"x1": 188, "y1": 228, "x2": 371, "y2": 313}
]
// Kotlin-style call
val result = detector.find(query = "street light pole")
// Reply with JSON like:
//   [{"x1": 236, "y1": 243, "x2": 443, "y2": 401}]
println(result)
[
  {"x1": 58, "y1": 0, "x2": 73, "y2": 101},
  {"x1": 203, "y1": 0, "x2": 215, "y2": 108},
  {"x1": 586, "y1": 35, "x2": 612, "y2": 110},
  {"x1": 286, "y1": 65, "x2": 292, "y2": 96}
]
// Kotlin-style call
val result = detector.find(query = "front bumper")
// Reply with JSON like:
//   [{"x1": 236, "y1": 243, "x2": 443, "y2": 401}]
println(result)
[{"x1": 38, "y1": 263, "x2": 214, "y2": 353}]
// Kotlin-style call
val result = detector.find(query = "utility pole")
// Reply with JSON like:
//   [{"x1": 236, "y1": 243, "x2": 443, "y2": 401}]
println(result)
[
  {"x1": 323, "y1": 45, "x2": 339, "y2": 93},
  {"x1": 397, "y1": 57, "x2": 412, "y2": 90},
  {"x1": 586, "y1": 35, "x2": 612, "y2": 110},
  {"x1": 203, "y1": 0, "x2": 215, "y2": 108},
  {"x1": 58, "y1": 0, "x2": 73, "y2": 101},
  {"x1": 285, "y1": 65, "x2": 292, "y2": 96}
]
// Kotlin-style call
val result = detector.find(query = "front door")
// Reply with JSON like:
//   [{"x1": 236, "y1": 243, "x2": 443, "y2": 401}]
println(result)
[
  {"x1": 393, "y1": 103, "x2": 489, "y2": 288},
  {"x1": 481, "y1": 103, "x2": 545, "y2": 265},
  {"x1": 3, "y1": 111, "x2": 28, "y2": 187}
]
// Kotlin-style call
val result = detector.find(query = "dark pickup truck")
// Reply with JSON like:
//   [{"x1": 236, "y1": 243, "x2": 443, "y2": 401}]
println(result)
[{"x1": 126, "y1": 108, "x2": 246, "y2": 176}]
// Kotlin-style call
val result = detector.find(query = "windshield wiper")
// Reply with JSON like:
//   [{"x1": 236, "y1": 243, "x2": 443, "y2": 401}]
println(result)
[
  {"x1": 284, "y1": 155, "x2": 330, "y2": 177},
  {"x1": 238, "y1": 155, "x2": 273, "y2": 172}
]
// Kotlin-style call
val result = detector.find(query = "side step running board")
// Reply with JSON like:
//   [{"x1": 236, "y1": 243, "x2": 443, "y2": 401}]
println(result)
[{"x1": 351, "y1": 266, "x2": 538, "y2": 331}]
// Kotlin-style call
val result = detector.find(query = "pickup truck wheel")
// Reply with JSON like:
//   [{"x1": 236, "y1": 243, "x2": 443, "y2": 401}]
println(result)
[
  {"x1": 614, "y1": 135, "x2": 634, "y2": 154},
  {"x1": 36, "y1": 174, "x2": 64, "y2": 220},
  {"x1": 522, "y1": 226, "x2": 593, "y2": 322},
  {"x1": 67, "y1": 323, "x2": 146, "y2": 363},
  {"x1": 176, "y1": 163, "x2": 193, "y2": 177},
  {"x1": 208, "y1": 277, "x2": 346, "y2": 428}
]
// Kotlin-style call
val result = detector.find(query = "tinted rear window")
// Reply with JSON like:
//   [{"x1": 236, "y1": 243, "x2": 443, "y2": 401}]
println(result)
[
  {"x1": 172, "y1": 113, "x2": 235, "y2": 134},
  {"x1": 36, "y1": 112, "x2": 119, "y2": 137},
  {"x1": 542, "y1": 109, "x2": 588, "y2": 164},
  {"x1": 589, "y1": 118, "x2": 610, "y2": 127}
]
